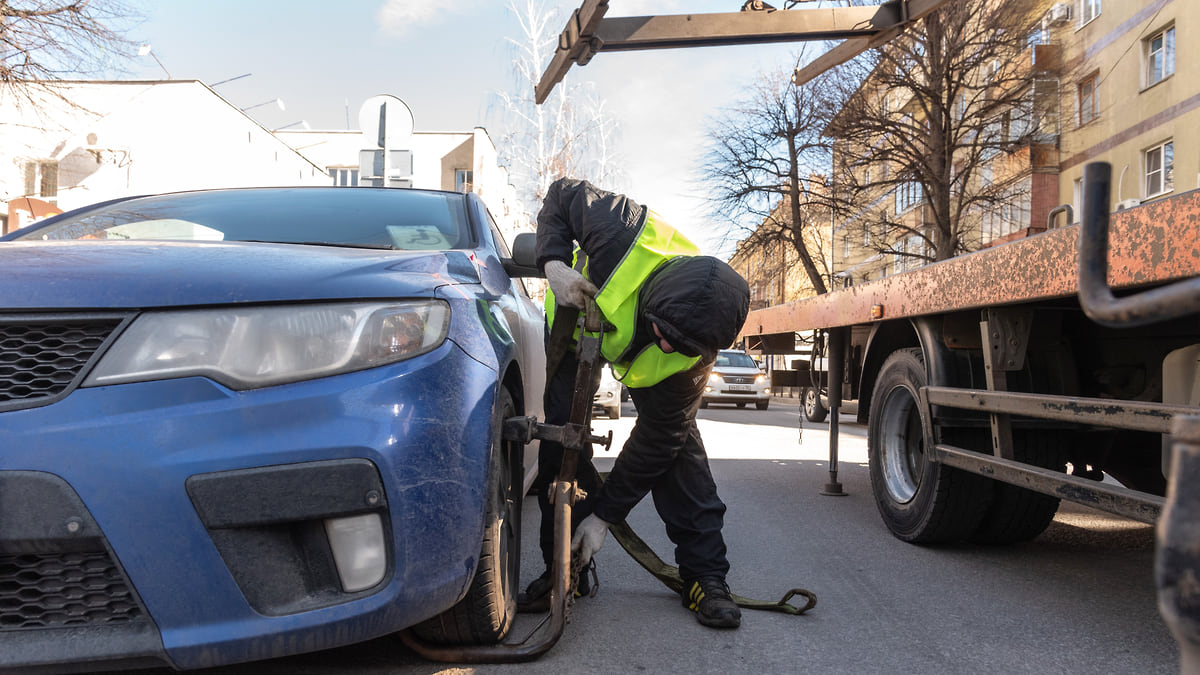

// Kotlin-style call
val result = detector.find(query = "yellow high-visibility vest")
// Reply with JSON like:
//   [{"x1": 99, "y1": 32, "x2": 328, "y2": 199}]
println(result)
[{"x1": 545, "y1": 211, "x2": 702, "y2": 388}]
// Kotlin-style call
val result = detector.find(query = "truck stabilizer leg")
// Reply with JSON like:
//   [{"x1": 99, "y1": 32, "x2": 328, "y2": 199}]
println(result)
[{"x1": 1159, "y1": 415, "x2": 1200, "y2": 675}]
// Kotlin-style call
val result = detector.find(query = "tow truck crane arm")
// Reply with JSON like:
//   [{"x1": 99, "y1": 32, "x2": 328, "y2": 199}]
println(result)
[{"x1": 535, "y1": 0, "x2": 952, "y2": 104}]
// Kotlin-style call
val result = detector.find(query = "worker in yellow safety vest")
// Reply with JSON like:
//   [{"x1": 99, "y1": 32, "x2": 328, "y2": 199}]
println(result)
[{"x1": 521, "y1": 177, "x2": 750, "y2": 629}]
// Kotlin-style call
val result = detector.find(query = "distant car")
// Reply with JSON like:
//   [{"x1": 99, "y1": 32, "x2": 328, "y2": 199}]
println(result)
[
  {"x1": 0, "y1": 187, "x2": 546, "y2": 671},
  {"x1": 701, "y1": 349, "x2": 771, "y2": 410},
  {"x1": 593, "y1": 365, "x2": 622, "y2": 419}
]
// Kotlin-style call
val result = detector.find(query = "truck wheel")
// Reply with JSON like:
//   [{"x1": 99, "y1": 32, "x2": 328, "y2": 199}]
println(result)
[
  {"x1": 802, "y1": 387, "x2": 828, "y2": 423},
  {"x1": 412, "y1": 387, "x2": 520, "y2": 644},
  {"x1": 869, "y1": 349, "x2": 990, "y2": 543},
  {"x1": 969, "y1": 430, "x2": 1064, "y2": 544}
]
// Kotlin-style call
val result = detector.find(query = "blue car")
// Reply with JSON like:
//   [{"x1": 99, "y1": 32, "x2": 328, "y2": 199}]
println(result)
[{"x1": 0, "y1": 187, "x2": 546, "y2": 671}]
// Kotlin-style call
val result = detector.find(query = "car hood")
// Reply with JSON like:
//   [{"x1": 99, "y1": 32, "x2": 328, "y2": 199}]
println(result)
[
  {"x1": 0, "y1": 240, "x2": 482, "y2": 309},
  {"x1": 713, "y1": 366, "x2": 762, "y2": 377}
]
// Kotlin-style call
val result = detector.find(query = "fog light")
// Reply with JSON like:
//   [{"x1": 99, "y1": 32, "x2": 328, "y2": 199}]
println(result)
[{"x1": 324, "y1": 513, "x2": 386, "y2": 592}]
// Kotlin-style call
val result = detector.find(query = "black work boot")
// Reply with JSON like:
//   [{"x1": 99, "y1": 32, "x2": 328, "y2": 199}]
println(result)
[
  {"x1": 517, "y1": 566, "x2": 594, "y2": 613},
  {"x1": 682, "y1": 577, "x2": 741, "y2": 628}
]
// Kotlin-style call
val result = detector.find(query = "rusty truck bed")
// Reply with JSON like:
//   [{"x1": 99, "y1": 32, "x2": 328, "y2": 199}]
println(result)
[{"x1": 741, "y1": 188, "x2": 1200, "y2": 339}]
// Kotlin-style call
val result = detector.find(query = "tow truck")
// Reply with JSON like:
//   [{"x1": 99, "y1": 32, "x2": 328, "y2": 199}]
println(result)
[{"x1": 531, "y1": 0, "x2": 1200, "y2": 668}]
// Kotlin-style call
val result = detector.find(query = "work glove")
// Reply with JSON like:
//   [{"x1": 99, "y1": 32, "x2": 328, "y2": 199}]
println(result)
[
  {"x1": 571, "y1": 514, "x2": 611, "y2": 566},
  {"x1": 545, "y1": 259, "x2": 598, "y2": 309}
]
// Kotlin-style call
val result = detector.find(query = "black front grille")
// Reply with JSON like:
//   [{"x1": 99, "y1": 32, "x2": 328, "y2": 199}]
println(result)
[
  {"x1": 0, "y1": 317, "x2": 124, "y2": 411},
  {"x1": 0, "y1": 551, "x2": 144, "y2": 629}
]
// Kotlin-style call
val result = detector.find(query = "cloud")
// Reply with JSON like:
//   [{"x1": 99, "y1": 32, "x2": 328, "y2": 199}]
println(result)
[{"x1": 377, "y1": 0, "x2": 485, "y2": 35}]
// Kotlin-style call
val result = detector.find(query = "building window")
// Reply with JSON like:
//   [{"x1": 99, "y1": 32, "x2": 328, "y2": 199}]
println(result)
[
  {"x1": 895, "y1": 181, "x2": 923, "y2": 215},
  {"x1": 455, "y1": 170, "x2": 473, "y2": 193},
  {"x1": 23, "y1": 161, "x2": 58, "y2": 202},
  {"x1": 981, "y1": 178, "x2": 1032, "y2": 245},
  {"x1": 328, "y1": 167, "x2": 359, "y2": 186},
  {"x1": 842, "y1": 234, "x2": 851, "y2": 259},
  {"x1": 1078, "y1": 74, "x2": 1099, "y2": 125},
  {"x1": 1078, "y1": 0, "x2": 1100, "y2": 27},
  {"x1": 1144, "y1": 140, "x2": 1174, "y2": 198},
  {"x1": 1145, "y1": 26, "x2": 1175, "y2": 87}
]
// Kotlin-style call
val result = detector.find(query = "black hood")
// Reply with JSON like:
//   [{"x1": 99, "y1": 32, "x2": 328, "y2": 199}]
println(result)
[{"x1": 640, "y1": 256, "x2": 750, "y2": 362}]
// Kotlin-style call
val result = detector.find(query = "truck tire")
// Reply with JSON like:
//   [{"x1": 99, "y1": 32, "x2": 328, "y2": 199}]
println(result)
[
  {"x1": 802, "y1": 387, "x2": 828, "y2": 423},
  {"x1": 868, "y1": 348, "x2": 990, "y2": 543},
  {"x1": 412, "y1": 387, "x2": 520, "y2": 644},
  {"x1": 969, "y1": 430, "x2": 1064, "y2": 544}
]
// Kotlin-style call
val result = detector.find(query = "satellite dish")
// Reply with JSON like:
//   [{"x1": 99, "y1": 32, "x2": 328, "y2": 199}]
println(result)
[{"x1": 358, "y1": 95, "x2": 414, "y2": 149}]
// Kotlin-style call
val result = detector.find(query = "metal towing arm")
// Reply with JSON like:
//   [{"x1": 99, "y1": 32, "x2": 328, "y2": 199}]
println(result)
[{"x1": 401, "y1": 299, "x2": 612, "y2": 662}]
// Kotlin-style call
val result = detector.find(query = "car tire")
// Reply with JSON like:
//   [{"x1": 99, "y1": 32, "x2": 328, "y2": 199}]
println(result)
[
  {"x1": 868, "y1": 348, "x2": 991, "y2": 543},
  {"x1": 756, "y1": 400, "x2": 769, "y2": 410},
  {"x1": 606, "y1": 404, "x2": 621, "y2": 420},
  {"x1": 736, "y1": 402, "x2": 746, "y2": 409},
  {"x1": 699, "y1": 399, "x2": 708, "y2": 409},
  {"x1": 802, "y1": 387, "x2": 828, "y2": 423},
  {"x1": 411, "y1": 387, "x2": 520, "y2": 644}
]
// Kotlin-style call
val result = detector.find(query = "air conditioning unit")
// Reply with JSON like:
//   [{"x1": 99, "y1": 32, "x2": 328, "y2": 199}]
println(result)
[
  {"x1": 1115, "y1": 199, "x2": 1141, "y2": 211},
  {"x1": 1047, "y1": 3, "x2": 1071, "y2": 25}
]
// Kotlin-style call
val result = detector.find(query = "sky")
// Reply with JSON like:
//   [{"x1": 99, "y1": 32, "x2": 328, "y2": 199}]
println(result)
[{"x1": 122, "y1": 0, "x2": 820, "y2": 256}]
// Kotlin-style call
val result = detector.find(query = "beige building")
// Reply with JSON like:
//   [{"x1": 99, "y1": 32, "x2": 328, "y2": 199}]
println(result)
[
  {"x1": 759, "y1": 0, "x2": 1198, "y2": 291},
  {"x1": 277, "y1": 126, "x2": 528, "y2": 245},
  {"x1": 1058, "y1": 0, "x2": 1197, "y2": 214}
]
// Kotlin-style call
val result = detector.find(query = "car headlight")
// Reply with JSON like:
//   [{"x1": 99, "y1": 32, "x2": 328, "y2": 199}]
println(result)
[
  {"x1": 708, "y1": 373, "x2": 722, "y2": 383},
  {"x1": 84, "y1": 300, "x2": 450, "y2": 390},
  {"x1": 756, "y1": 374, "x2": 767, "y2": 385}
]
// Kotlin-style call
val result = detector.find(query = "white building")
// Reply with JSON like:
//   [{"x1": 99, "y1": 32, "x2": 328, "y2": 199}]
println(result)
[
  {"x1": 0, "y1": 80, "x2": 328, "y2": 232},
  {"x1": 2, "y1": 83, "x2": 530, "y2": 244}
]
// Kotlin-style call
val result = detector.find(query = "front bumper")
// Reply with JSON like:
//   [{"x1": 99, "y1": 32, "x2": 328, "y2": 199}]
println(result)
[
  {"x1": 703, "y1": 381, "x2": 770, "y2": 404},
  {"x1": 0, "y1": 341, "x2": 497, "y2": 671}
]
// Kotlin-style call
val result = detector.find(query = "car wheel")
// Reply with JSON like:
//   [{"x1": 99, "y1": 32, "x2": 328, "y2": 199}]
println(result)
[
  {"x1": 868, "y1": 349, "x2": 990, "y2": 543},
  {"x1": 606, "y1": 404, "x2": 621, "y2": 420},
  {"x1": 756, "y1": 400, "x2": 769, "y2": 410},
  {"x1": 736, "y1": 402, "x2": 746, "y2": 409},
  {"x1": 412, "y1": 387, "x2": 520, "y2": 644},
  {"x1": 802, "y1": 387, "x2": 828, "y2": 423},
  {"x1": 699, "y1": 399, "x2": 708, "y2": 409}
]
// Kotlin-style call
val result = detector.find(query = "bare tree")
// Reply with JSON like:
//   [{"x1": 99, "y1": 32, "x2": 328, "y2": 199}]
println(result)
[
  {"x1": 825, "y1": 0, "x2": 1047, "y2": 265},
  {"x1": 702, "y1": 61, "x2": 843, "y2": 296},
  {"x1": 1, "y1": 1, "x2": 138, "y2": 106},
  {"x1": 490, "y1": 0, "x2": 624, "y2": 220}
]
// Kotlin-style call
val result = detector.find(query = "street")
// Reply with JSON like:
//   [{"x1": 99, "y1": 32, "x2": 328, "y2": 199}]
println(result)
[{"x1": 182, "y1": 395, "x2": 1178, "y2": 674}]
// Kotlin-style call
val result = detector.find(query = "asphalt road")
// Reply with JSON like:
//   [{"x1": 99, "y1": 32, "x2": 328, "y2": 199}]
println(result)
[{"x1": 183, "y1": 396, "x2": 1178, "y2": 674}]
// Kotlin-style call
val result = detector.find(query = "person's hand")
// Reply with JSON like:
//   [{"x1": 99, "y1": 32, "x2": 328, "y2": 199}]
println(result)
[
  {"x1": 545, "y1": 260, "x2": 598, "y2": 309},
  {"x1": 571, "y1": 514, "x2": 610, "y2": 566}
]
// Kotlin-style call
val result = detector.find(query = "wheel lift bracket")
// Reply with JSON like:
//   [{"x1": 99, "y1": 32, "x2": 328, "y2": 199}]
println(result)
[{"x1": 402, "y1": 299, "x2": 609, "y2": 663}]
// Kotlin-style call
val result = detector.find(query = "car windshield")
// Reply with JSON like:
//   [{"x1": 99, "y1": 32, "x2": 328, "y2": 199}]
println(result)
[
  {"x1": 10, "y1": 188, "x2": 472, "y2": 251},
  {"x1": 716, "y1": 352, "x2": 758, "y2": 369}
]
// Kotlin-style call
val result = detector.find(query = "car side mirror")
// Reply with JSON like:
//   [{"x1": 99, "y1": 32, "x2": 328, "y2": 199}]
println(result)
[{"x1": 502, "y1": 232, "x2": 542, "y2": 278}]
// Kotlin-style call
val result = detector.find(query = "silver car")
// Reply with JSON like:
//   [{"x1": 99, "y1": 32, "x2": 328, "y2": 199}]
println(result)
[{"x1": 701, "y1": 350, "x2": 771, "y2": 410}]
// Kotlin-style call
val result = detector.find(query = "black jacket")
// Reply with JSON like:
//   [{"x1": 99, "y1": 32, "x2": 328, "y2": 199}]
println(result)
[{"x1": 536, "y1": 178, "x2": 749, "y2": 363}]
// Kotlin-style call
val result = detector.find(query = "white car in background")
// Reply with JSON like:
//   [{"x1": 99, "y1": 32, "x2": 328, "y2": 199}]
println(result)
[
  {"x1": 593, "y1": 364, "x2": 623, "y2": 419},
  {"x1": 701, "y1": 350, "x2": 771, "y2": 410}
]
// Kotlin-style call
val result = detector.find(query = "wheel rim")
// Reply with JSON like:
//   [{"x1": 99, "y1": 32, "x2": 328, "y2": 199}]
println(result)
[
  {"x1": 804, "y1": 388, "x2": 818, "y2": 414},
  {"x1": 878, "y1": 384, "x2": 924, "y2": 504}
]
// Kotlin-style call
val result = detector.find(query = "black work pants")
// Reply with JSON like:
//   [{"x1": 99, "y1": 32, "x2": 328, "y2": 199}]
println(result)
[{"x1": 535, "y1": 354, "x2": 730, "y2": 583}]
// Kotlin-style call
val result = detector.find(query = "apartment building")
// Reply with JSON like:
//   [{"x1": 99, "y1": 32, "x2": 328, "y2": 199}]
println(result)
[
  {"x1": 823, "y1": 0, "x2": 1196, "y2": 285},
  {"x1": 1058, "y1": 0, "x2": 1197, "y2": 215}
]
